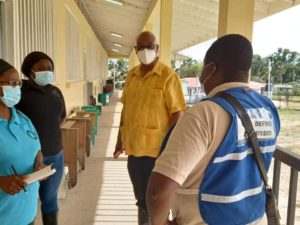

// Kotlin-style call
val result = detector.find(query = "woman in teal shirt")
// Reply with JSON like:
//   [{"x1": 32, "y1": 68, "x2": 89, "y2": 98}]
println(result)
[{"x1": 0, "y1": 59, "x2": 44, "y2": 225}]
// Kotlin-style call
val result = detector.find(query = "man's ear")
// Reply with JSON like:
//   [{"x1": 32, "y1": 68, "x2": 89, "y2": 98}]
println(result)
[
  {"x1": 156, "y1": 44, "x2": 159, "y2": 52},
  {"x1": 206, "y1": 62, "x2": 217, "y2": 74}
]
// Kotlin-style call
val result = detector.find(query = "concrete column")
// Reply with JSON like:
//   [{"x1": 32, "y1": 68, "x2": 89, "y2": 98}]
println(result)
[
  {"x1": 145, "y1": 0, "x2": 160, "y2": 42},
  {"x1": 144, "y1": 23, "x2": 153, "y2": 32},
  {"x1": 128, "y1": 49, "x2": 139, "y2": 70},
  {"x1": 218, "y1": 0, "x2": 255, "y2": 41},
  {"x1": 159, "y1": 0, "x2": 172, "y2": 65}
]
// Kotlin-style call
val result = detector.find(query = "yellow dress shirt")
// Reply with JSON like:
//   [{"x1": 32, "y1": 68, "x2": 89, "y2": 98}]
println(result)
[{"x1": 120, "y1": 60, "x2": 187, "y2": 158}]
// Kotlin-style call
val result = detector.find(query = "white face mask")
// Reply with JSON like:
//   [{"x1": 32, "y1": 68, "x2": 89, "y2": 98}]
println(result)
[
  {"x1": 34, "y1": 71, "x2": 54, "y2": 86},
  {"x1": 137, "y1": 49, "x2": 157, "y2": 65},
  {"x1": 200, "y1": 62, "x2": 216, "y2": 94}
]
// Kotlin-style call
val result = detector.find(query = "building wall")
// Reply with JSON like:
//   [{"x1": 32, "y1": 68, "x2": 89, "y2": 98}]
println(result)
[
  {"x1": 0, "y1": 0, "x2": 108, "y2": 114},
  {"x1": 54, "y1": 0, "x2": 108, "y2": 113}
]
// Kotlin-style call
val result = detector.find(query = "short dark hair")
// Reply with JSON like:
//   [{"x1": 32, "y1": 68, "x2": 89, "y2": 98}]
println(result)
[
  {"x1": 205, "y1": 34, "x2": 253, "y2": 81},
  {"x1": 21, "y1": 51, "x2": 54, "y2": 78},
  {"x1": 0, "y1": 59, "x2": 14, "y2": 76}
]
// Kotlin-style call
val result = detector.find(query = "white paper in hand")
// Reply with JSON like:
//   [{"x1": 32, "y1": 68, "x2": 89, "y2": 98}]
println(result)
[{"x1": 25, "y1": 165, "x2": 56, "y2": 184}]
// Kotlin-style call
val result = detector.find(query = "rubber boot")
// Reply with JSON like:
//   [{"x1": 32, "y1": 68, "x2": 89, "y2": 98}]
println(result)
[
  {"x1": 138, "y1": 207, "x2": 151, "y2": 225},
  {"x1": 42, "y1": 212, "x2": 58, "y2": 225}
]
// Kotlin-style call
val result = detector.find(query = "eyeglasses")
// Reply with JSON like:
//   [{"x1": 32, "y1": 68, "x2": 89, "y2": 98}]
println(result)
[
  {"x1": 0, "y1": 80, "x2": 22, "y2": 87},
  {"x1": 135, "y1": 44, "x2": 156, "y2": 51}
]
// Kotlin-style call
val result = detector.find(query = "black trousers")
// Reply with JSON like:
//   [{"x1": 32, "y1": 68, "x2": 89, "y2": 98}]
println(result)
[{"x1": 127, "y1": 155, "x2": 156, "y2": 210}]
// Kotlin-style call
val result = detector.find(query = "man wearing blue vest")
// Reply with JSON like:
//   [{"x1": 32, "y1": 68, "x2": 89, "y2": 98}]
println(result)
[{"x1": 146, "y1": 34, "x2": 280, "y2": 225}]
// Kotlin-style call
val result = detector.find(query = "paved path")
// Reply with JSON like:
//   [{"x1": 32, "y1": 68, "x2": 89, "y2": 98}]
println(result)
[
  {"x1": 36, "y1": 91, "x2": 137, "y2": 225},
  {"x1": 34, "y1": 90, "x2": 300, "y2": 225}
]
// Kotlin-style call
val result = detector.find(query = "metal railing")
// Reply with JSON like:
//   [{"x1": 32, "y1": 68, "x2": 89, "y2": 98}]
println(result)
[{"x1": 272, "y1": 146, "x2": 300, "y2": 225}]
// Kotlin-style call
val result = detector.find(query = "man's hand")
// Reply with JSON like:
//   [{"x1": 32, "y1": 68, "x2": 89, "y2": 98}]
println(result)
[
  {"x1": 113, "y1": 144, "x2": 124, "y2": 158},
  {"x1": 169, "y1": 111, "x2": 184, "y2": 128},
  {"x1": 167, "y1": 219, "x2": 178, "y2": 225},
  {"x1": 114, "y1": 128, "x2": 124, "y2": 159},
  {"x1": 0, "y1": 175, "x2": 28, "y2": 195}
]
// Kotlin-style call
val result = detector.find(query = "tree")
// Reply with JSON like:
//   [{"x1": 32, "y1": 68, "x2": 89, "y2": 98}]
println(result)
[
  {"x1": 108, "y1": 59, "x2": 128, "y2": 81},
  {"x1": 251, "y1": 54, "x2": 269, "y2": 82},
  {"x1": 268, "y1": 48, "x2": 300, "y2": 84},
  {"x1": 177, "y1": 58, "x2": 203, "y2": 78},
  {"x1": 251, "y1": 49, "x2": 300, "y2": 85}
]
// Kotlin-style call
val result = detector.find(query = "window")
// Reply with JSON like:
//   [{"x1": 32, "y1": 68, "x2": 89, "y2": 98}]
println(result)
[
  {"x1": 65, "y1": 8, "x2": 81, "y2": 81},
  {"x1": 14, "y1": 0, "x2": 54, "y2": 71},
  {"x1": 86, "y1": 36, "x2": 102, "y2": 79}
]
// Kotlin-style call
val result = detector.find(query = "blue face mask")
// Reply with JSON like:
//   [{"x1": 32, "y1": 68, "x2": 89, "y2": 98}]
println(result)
[
  {"x1": 34, "y1": 71, "x2": 54, "y2": 86},
  {"x1": 0, "y1": 86, "x2": 21, "y2": 107}
]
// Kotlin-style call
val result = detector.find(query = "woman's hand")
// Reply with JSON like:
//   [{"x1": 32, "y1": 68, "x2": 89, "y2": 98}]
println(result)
[
  {"x1": 0, "y1": 175, "x2": 28, "y2": 195},
  {"x1": 34, "y1": 151, "x2": 48, "y2": 181},
  {"x1": 34, "y1": 151, "x2": 45, "y2": 171},
  {"x1": 34, "y1": 161, "x2": 47, "y2": 172}
]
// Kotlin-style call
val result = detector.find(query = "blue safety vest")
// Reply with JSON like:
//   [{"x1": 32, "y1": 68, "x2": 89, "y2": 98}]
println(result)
[{"x1": 199, "y1": 87, "x2": 280, "y2": 225}]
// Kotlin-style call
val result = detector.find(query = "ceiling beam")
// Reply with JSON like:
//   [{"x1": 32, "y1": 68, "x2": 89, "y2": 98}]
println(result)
[
  {"x1": 108, "y1": 53, "x2": 128, "y2": 58},
  {"x1": 138, "y1": 0, "x2": 159, "y2": 33},
  {"x1": 173, "y1": 7, "x2": 218, "y2": 24},
  {"x1": 85, "y1": 0, "x2": 148, "y2": 15},
  {"x1": 173, "y1": 14, "x2": 217, "y2": 31},
  {"x1": 268, "y1": 0, "x2": 299, "y2": 14},
  {"x1": 175, "y1": 0, "x2": 219, "y2": 12}
]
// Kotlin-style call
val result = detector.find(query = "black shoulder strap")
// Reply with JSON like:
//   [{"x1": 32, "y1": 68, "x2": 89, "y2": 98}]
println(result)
[{"x1": 216, "y1": 92, "x2": 269, "y2": 187}]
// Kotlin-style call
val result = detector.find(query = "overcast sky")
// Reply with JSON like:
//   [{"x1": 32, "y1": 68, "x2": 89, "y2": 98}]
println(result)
[{"x1": 179, "y1": 4, "x2": 300, "y2": 62}]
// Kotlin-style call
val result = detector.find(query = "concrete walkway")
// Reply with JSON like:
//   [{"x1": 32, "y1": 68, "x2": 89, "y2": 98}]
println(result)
[
  {"x1": 36, "y1": 90, "x2": 137, "y2": 225},
  {"x1": 32, "y1": 90, "x2": 300, "y2": 225}
]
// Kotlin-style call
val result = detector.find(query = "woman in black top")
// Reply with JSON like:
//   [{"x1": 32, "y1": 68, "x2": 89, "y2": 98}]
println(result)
[{"x1": 16, "y1": 52, "x2": 66, "y2": 225}]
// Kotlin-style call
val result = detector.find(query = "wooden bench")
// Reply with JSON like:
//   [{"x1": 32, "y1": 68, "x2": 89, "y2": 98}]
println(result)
[
  {"x1": 73, "y1": 113, "x2": 93, "y2": 156},
  {"x1": 66, "y1": 118, "x2": 87, "y2": 170},
  {"x1": 61, "y1": 121, "x2": 78, "y2": 188}
]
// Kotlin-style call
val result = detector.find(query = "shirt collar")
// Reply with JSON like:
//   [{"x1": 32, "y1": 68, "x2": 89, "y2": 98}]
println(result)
[
  {"x1": 10, "y1": 107, "x2": 21, "y2": 124},
  {"x1": 21, "y1": 79, "x2": 32, "y2": 90},
  {"x1": 21, "y1": 79, "x2": 48, "y2": 92},
  {"x1": 0, "y1": 107, "x2": 21, "y2": 124},
  {"x1": 208, "y1": 82, "x2": 249, "y2": 97},
  {"x1": 133, "y1": 59, "x2": 163, "y2": 77}
]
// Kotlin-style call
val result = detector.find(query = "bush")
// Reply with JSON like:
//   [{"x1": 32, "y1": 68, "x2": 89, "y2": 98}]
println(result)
[
  {"x1": 293, "y1": 86, "x2": 300, "y2": 96},
  {"x1": 115, "y1": 81, "x2": 122, "y2": 90}
]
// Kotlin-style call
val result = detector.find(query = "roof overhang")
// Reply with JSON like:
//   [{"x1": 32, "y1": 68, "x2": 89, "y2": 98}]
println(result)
[{"x1": 78, "y1": 0, "x2": 300, "y2": 58}]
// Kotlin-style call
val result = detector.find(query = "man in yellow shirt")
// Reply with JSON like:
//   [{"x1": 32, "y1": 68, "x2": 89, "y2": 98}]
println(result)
[{"x1": 114, "y1": 31, "x2": 186, "y2": 225}]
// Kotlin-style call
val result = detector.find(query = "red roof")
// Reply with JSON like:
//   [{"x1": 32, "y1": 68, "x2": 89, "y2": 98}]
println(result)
[
  {"x1": 181, "y1": 77, "x2": 200, "y2": 88},
  {"x1": 249, "y1": 81, "x2": 265, "y2": 89}
]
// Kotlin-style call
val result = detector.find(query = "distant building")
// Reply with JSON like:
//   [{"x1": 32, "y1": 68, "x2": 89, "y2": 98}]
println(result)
[
  {"x1": 249, "y1": 81, "x2": 266, "y2": 93},
  {"x1": 273, "y1": 84, "x2": 293, "y2": 95},
  {"x1": 181, "y1": 77, "x2": 201, "y2": 94},
  {"x1": 181, "y1": 77, "x2": 205, "y2": 105}
]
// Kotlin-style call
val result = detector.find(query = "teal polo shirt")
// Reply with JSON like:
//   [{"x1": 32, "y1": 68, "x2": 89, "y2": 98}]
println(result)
[{"x1": 0, "y1": 107, "x2": 40, "y2": 225}]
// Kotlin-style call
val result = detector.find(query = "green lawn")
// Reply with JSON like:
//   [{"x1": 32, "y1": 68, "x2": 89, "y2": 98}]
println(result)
[
  {"x1": 272, "y1": 95, "x2": 300, "y2": 101},
  {"x1": 277, "y1": 109, "x2": 300, "y2": 155},
  {"x1": 271, "y1": 95, "x2": 300, "y2": 110}
]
